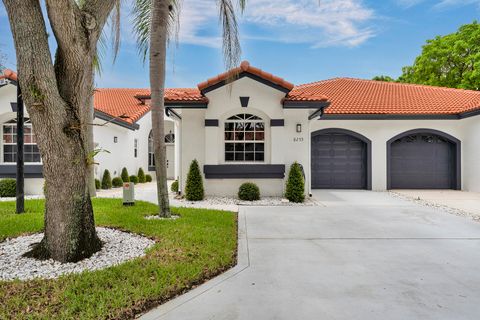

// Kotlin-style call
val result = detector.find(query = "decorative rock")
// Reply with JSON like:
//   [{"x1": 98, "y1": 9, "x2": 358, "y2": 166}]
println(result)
[
  {"x1": 0, "y1": 227, "x2": 154, "y2": 281},
  {"x1": 145, "y1": 215, "x2": 180, "y2": 220}
]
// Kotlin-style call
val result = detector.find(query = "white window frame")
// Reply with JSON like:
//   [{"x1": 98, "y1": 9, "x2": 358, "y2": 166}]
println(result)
[
  {"x1": 2, "y1": 119, "x2": 42, "y2": 164},
  {"x1": 224, "y1": 113, "x2": 265, "y2": 163}
]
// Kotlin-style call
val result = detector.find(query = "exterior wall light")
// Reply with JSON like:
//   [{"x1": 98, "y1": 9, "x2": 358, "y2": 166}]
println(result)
[
  {"x1": 114, "y1": 136, "x2": 118, "y2": 143},
  {"x1": 296, "y1": 124, "x2": 302, "y2": 133}
]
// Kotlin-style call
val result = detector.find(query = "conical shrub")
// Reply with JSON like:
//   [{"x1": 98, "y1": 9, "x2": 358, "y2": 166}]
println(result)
[
  {"x1": 285, "y1": 162, "x2": 305, "y2": 203},
  {"x1": 101, "y1": 169, "x2": 112, "y2": 190},
  {"x1": 138, "y1": 167, "x2": 146, "y2": 183},
  {"x1": 121, "y1": 167, "x2": 130, "y2": 183},
  {"x1": 185, "y1": 159, "x2": 204, "y2": 201}
]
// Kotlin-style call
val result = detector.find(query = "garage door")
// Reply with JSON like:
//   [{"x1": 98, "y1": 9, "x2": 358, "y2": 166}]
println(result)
[
  {"x1": 389, "y1": 133, "x2": 456, "y2": 189},
  {"x1": 311, "y1": 132, "x2": 367, "y2": 189}
]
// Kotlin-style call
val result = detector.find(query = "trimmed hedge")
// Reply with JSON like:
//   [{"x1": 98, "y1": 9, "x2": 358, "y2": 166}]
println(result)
[
  {"x1": 185, "y1": 159, "x2": 204, "y2": 201},
  {"x1": 130, "y1": 175, "x2": 139, "y2": 184},
  {"x1": 101, "y1": 170, "x2": 112, "y2": 190},
  {"x1": 145, "y1": 174, "x2": 152, "y2": 182},
  {"x1": 171, "y1": 180, "x2": 179, "y2": 193},
  {"x1": 285, "y1": 162, "x2": 305, "y2": 203},
  {"x1": 238, "y1": 182, "x2": 260, "y2": 201},
  {"x1": 121, "y1": 167, "x2": 130, "y2": 183},
  {"x1": 0, "y1": 179, "x2": 16, "y2": 197},
  {"x1": 95, "y1": 179, "x2": 101, "y2": 190},
  {"x1": 138, "y1": 168, "x2": 146, "y2": 183},
  {"x1": 112, "y1": 177, "x2": 123, "y2": 188}
]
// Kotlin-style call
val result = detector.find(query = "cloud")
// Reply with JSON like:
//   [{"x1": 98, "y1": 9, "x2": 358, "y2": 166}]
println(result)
[
  {"x1": 395, "y1": 0, "x2": 425, "y2": 8},
  {"x1": 175, "y1": 0, "x2": 376, "y2": 48},
  {"x1": 396, "y1": 0, "x2": 480, "y2": 9}
]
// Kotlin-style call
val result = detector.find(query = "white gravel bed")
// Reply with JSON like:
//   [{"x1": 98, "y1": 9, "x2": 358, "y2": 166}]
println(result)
[
  {"x1": 145, "y1": 214, "x2": 180, "y2": 220},
  {"x1": 171, "y1": 196, "x2": 320, "y2": 212},
  {"x1": 0, "y1": 227, "x2": 155, "y2": 281},
  {"x1": 389, "y1": 191, "x2": 480, "y2": 222}
]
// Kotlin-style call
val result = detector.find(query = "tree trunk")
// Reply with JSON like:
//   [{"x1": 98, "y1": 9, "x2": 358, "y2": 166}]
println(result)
[
  {"x1": 149, "y1": 0, "x2": 171, "y2": 217},
  {"x1": 3, "y1": 0, "x2": 115, "y2": 262}
]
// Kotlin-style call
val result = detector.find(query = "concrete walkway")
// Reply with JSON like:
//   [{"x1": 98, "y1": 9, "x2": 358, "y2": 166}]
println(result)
[
  {"x1": 395, "y1": 189, "x2": 480, "y2": 216},
  {"x1": 141, "y1": 190, "x2": 480, "y2": 320}
]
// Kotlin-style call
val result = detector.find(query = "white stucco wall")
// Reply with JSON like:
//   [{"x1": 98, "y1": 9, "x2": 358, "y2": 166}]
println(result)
[{"x1": 463, "y1": 116, "x2": 480, "y2": 192}]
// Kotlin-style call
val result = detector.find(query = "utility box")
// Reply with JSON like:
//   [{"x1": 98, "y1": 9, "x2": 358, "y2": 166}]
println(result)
[{"x1": 123, "y1": 182, "x2": 135, "y2": 206}]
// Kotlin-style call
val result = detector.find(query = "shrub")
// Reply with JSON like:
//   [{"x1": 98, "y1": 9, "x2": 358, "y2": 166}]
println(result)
[
  {"x1": 101, "y1": 170, "x2": 112, "y2": 189},
  {"x1": 95, "y1": 179, "x2": 101, "y2": 190},
  {"x1": 0, "y1": 179, "x2": 16, "y2": 197},
  {"x1": 112, "y1": 177, "x2": 123, "y2": 188},
  {"x1": 185, "y1": 159, "x2": 204, "y2": 201},
  {"x1": 285, "y1": 162, "x2": 305, "y2": 203},
  {"x1": 238, "y1": 182, "x2": 260, "y2": 201},
  {"x1": 130, "y1": 175, "x2": 139, "y2": 184},
  {"x1": 146, "y1": 174, "x2": 152, "y2": 182},
  {"x1": 171, "y1": 180, "x2": 179, "y2": 193},
  {"x1": 121, "y1": 167, "x2": 130, "y2": 183},
  {"x1": 138, "y1": 168, "x2": 146, "y2": 183}
]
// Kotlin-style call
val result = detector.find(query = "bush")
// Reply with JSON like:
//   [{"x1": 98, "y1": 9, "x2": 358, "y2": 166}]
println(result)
[
  {"x1": 112, "y1": 177, "x2": 123, "y2": 188},
  {"x1": 146, "y1": 174, "x2": 152, "y2": 182},
  {"x1": 95, "y1": 179, "x2": 101, "y2": 190},
  {"x1": 0, "y1": 179, "x2": 16, "y2": 197},
  {"x1": 130, "y1": 175, "x2": 139, "y2": 184},
  {"x1": 121, "y1": 167, "x2": 130, "y2": 183},
  {"x1": 185, "y1": 159, "x2": 204, "y2": 201},
  {"x1": 285, "y1": 162, "x2": 305, "y2": 203},
  {"x1": 138, "y1": 168, "x2": 146, "y2": 183},
  {"x1": 101, "y1": 170, "x2": 112, "y2": 189},
  {"x1": 171, "y1": 180, "x2": 179, "y2": 193},
  {"x1": 238, "y1": 182, "x2": 260, "y2": 201}
]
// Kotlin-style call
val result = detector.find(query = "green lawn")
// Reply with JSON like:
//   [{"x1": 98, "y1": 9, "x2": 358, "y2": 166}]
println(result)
[{"x1": 0, "y1": 199, "x2": 237, "y2": 319}]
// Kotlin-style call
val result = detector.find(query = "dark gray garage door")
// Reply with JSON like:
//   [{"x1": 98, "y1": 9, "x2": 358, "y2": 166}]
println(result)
[
  {"x1": 311, "y1": 132, "x2": 367, "y2": 189},
  {"x1": 390, "y1": 133, "x2": 455, "y2": 189}
]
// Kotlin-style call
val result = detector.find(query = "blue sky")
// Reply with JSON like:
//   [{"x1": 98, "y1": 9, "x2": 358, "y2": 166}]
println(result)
[{"x1": 1, "y1": 0, "x2": 479, "y2": 88}]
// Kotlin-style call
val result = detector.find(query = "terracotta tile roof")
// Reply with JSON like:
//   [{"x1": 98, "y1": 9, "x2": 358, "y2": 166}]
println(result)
[
  {"x1": 197, "y1": 61, "x2": 295, "y2": 92},
  {"x1": 134, "y1": 88, "x2": 207, "y2": 104},
  {"x1": 94, "y1": 88, "x2": 151, "y2": 124},
  {"x1": 0, "y1": 69, "x2": 18, "y2": 82},
  {"x1": 289, "y1": 78, "x2": 480, "y2": 115}
]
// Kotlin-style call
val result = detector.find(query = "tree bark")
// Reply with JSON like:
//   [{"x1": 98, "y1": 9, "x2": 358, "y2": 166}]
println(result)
[
  {"x1": 3, "y1": 0, "x2": 115, "y2": 262},
  {"x1": 149, "y1": 0, "x2": 171, "y2": 217}
]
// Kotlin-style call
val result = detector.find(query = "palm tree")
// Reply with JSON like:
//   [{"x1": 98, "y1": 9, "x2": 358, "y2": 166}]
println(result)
[{"x1": 133, "y1": 0, "x2": 246, "y2": 217}]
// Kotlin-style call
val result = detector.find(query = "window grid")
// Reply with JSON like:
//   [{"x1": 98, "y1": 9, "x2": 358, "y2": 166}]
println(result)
[
  {"x1": 3, "y1": 121, "x2": 41, "y2": 163},
  {"x1": 224, "y1": 114, "x2": 265, "y2": 162}
]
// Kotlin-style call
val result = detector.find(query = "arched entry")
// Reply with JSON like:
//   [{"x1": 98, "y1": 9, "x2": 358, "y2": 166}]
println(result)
[
  {"x1": 387, "y1": 129, "x2": 461, "y2": 190},
  {"x1": 311, "y1": 128, "x2": 372, "y2": 189}
]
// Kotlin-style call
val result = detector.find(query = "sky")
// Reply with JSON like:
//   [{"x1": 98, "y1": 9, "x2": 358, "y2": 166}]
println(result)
[{"x1": 0, "y1": 0, "x2": 480, "y2": 89}]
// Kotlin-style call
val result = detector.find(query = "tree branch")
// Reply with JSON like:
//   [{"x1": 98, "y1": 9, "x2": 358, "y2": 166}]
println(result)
[{"x1": 80, "y1": 0, "x2": 118, "y2": 43}]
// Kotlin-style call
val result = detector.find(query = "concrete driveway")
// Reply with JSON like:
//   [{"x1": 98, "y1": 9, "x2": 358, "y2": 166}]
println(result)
[{"x1": 142, "y1": 190, "x2": 480, "y2": 320}]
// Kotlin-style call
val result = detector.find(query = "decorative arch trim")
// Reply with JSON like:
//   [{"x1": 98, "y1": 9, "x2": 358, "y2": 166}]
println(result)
[
  {"x1": 311, "y1": 128, "x2": 372, "y2": 190},
  {"x1": 386, "y1": 128, "x2": 461, "y2": 190}
]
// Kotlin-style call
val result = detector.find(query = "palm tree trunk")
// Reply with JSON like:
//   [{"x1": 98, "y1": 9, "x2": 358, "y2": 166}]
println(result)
[{"x1": 149, "y1": 0, "x2": 171, "y2": 217}]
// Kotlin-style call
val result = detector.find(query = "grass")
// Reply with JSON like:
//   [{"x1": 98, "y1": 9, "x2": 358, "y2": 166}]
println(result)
[{"x1": 0, "y1": 199, "x2": 237, "y2": 319}]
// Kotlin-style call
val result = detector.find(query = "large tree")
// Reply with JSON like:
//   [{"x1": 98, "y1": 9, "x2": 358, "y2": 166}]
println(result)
[
  {"x1": 2, "y1": 0, "x2": 119, "y2": 262},
  {"x1": 133, "y1": 0, "x2": 245, "y2": 217},
  {"x1": 398, "y1": 21, "x2": 480, "y2": 90}
]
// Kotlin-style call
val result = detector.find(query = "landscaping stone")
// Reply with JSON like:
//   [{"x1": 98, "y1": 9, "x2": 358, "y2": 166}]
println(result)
[{"x1": 0, "y1": 227, "x2": 155, "y2": 281}]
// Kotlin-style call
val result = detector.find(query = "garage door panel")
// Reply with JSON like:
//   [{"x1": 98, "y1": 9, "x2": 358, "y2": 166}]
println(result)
[
  {"x1": 311, "y1": 132, "x2": 367, "y2": 189},
  {"x1": 390, "y1": 133, "x2": 455, "y2": 189}
]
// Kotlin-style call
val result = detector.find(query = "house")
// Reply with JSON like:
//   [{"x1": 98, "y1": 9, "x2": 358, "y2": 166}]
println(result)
[
  {"x1": 0, "y1": 70, "x2": 176, "y2": 195},
  {"x1": 2, "y1": 61, "x2": 480, "y2": 197},
  {"x1": 160, "y1": 61, "x2": 480, "y2": 196}
]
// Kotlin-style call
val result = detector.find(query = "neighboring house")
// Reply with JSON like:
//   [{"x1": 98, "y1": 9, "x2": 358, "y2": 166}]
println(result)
[
  {"x1": 0, "y1": 71, "x2": 175, "y2": 195},
  {"x1": 3, "y1": 61, "x2": 480, "y2": 197}
]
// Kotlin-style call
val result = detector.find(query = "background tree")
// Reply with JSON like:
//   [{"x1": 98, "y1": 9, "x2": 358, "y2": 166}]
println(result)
[
  {"x1": 398, "y1": 21, "x2": 480, "y2": 90},
  {"x1": 133, "y1": 0, "x2": 245, "y2": 217},
  {"x1": 372, "y1": 75, "x2": 396, "y2": 82},
  {"x1": 3, "y1": 0, "x2": 120, "y2": 262}
]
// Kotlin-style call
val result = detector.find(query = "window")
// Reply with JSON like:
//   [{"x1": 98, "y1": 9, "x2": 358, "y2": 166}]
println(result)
[
  {"x1": 224, "y1": 113, "x2": 265, "y2": 162},
  {"x1": 134, "y1": 139, "x2": 138, "y2": 158},
  {"x1": 3, "y1": 119, "x2": 41, "y2": 163},
  {"x1": 148, "y1": 131, "x2": 155, "y2": 167}
]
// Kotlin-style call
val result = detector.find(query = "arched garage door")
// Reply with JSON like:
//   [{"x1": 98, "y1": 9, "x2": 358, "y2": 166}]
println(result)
[
  {"x1": 311, "y1": 129, "x2": 371, "y2": 189},
  {"x1": 387, "y1": 129, "x2": 461, "y2": 190}
]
